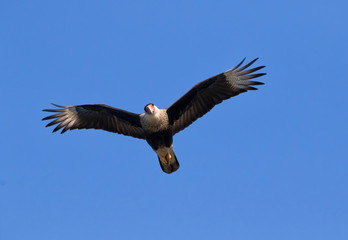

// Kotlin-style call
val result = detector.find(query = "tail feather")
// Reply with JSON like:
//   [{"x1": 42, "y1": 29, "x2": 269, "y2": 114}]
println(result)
[{"x1": 158, "y1": 150, "x2": 180, "y2": 174}]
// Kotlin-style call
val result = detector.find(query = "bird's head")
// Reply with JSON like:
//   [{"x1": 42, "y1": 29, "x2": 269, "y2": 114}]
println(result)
[{"x1": 144, "y1": 103, "x2": 157, "y2": 115}]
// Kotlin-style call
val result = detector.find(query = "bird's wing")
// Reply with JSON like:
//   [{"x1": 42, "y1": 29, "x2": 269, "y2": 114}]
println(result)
[
  {"x1": 166, "y1": 58, "x2": 266, "y2": 135},
  {"x1": 42, "y1": 104, "x2": 145, "y2": 139}
]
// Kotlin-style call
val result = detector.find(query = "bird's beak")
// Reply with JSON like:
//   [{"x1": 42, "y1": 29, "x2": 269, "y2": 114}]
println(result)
[{"x1": 146, "y1": 106, "x2": 153, "y2": 114}]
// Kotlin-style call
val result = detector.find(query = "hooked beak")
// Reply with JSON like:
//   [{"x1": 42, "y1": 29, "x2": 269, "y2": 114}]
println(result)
[{"x1": 145, "y1": 105, "x2": 155, "y2": 114}]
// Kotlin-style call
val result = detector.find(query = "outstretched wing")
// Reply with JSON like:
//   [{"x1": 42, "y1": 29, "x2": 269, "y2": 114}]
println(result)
[
  {"x1": 42, "y1": 104, "x2": 145, "y2": 139},
  {"x1": 166, "y1": 58, "x2": 266, "y2": 135}
]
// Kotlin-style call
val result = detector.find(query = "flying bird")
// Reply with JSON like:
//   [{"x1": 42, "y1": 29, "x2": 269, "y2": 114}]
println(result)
[{"x1": 42, "y1": 58, "x2": 266, "y2": 174}]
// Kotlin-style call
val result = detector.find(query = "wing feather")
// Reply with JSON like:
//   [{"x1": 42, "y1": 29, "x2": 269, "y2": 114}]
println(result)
[
  {"x1": 42, "y1": 104, "x2": 145, "y2": 139},
  {"x1": 166, "y1": 58, "x2": 266, "y2": 135}
]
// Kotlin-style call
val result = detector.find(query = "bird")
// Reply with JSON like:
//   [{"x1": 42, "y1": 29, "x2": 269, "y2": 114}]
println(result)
[{"x1": 42, "y1": 58, "x2": 266, "y2": 174}]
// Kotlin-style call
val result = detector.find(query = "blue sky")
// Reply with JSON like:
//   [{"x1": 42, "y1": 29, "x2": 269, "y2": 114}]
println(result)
[{"x1": 1, "y1": 0, "x2": 347, "y2": 239}]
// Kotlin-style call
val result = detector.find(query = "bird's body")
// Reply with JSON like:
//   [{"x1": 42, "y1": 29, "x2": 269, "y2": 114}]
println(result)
[
  {"x1": 140, "y1": 106, "x2": 179, "y2": 172},
  {"x1": 43, "y1": 58, "x2": 266, "y2": 174}
]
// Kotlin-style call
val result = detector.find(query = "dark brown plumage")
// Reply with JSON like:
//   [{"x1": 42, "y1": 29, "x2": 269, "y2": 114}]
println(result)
[
  {"x1": 42, "y1": 58, "x2": 266, "y2": 174},
  {"x1": 167, "y1": 58, "x2": 265, "y2": 134},
  {"x1": 43, "y1": 104, "x2": 145, "y2": 138}
]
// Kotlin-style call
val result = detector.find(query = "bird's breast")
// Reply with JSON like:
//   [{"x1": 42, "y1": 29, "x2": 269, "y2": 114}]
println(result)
[{"x1": 140, "y1": 110, "x2": 169, "y2": 133}]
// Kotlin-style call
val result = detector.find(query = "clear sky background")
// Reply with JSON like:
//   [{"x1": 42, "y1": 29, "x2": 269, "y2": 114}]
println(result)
[{"x1": 1, "y1": 1, "x2": 347, "y2": 239}]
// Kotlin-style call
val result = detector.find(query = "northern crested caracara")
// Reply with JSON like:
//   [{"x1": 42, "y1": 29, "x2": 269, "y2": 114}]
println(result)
[{"x1": 42, "y1": 58, "x2": 266, "y2": 174}]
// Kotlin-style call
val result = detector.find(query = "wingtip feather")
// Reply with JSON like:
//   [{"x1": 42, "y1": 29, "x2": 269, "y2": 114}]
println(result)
[
  {"x1": 51, "y1": 103, "x2": 65, "y2": 108},
  {"x1": 230, "y1": 58, "x2": 246, "y2": 71}
]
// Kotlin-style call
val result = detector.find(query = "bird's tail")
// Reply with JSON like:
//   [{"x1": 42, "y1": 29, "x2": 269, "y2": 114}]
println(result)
[{"x1": 158, "y1": 149, "x2": 180, "y2": 174}]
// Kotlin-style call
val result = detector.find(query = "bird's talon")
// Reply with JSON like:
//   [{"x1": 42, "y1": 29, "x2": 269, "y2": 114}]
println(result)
[{"x1": 160, "y1": 155, "x2": 168, "y2": 165}]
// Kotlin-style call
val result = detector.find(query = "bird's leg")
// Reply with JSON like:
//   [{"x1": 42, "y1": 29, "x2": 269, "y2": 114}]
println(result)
[
  {"x1": 165, "y1": 152, "x2": 172, "y2": 162},
  {"x1": 159, "y1": 155, "x2": 168, "y2": 165}
]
